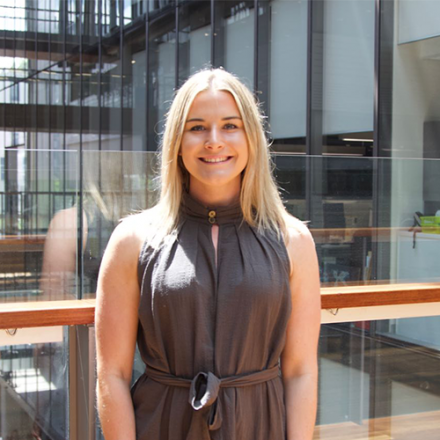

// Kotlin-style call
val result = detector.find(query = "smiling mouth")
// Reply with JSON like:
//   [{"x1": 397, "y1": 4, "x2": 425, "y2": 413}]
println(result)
[{"x1": 199, "y1": 156, "x2": 232, "y2": 164}]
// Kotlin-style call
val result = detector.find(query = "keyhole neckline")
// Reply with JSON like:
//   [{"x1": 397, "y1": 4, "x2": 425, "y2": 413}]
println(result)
[{"x1": 180, "y1": 191, "x2": 243, "y2": 226}]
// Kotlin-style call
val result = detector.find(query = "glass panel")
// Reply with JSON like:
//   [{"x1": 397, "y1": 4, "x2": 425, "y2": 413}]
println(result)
[
  {"x1": 124, "y1": 0, "x2": 148, "y2": 26},
  {"x1": 178, "y1": 0, "x2": 211, "y2": 84},
  {"x1": 381, "y1": 1, "x2": 440, "y2": 281},
  {"x1": 2, "y1": 150, "x2": 440, "y2": 300},
  {"x1": 101, "y1": 0, "x2": 121, "y2": 36},
  {"x1": 258, "y1": 0, "x2": 307, "y2": 153},
  {"x1": 322, "y1": 0, "x2": 375, "y2": 156},
  {"x1": 316, "y1": 317, "x2": 440, "y2": 439},
  {"x1": 272, "y1": 155, "x2": 440, "y2": 286},
  {"x1": 398, "y1": 0, "x2": 440, "y2": 44},
  {"x1": 0, "y1": 149, "x2": 78, "y2": 302},
  {"x1": 147, "y1": 9, "x2": 176, "y2": 150},
  {"x1": 214, "y1": 0, "x2": 254, "y2": 89},
  {"x1": 0, "y1": 326, "x2": 69, "y2": 440},
  {"x1": 122, "y1": 18, "x2": 146, "y2": 151},
  {"x1": 81, "y1": 151, "x2": 157, "y2": 297},
  {"x1": 100, "y1": 13, "x2": 122, "y2": 151},
  {"x1": 388, "y1": 10, "x2": 440, "y2": 195}
]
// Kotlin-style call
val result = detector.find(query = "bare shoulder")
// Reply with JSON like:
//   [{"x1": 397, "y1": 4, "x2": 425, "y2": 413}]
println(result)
[
  {"x1": 282, "y1": 213, "x2": 317, "y2": 277},
  {"x1": 104, "y1": 207, "x2": 157, "y2": 265},
  {"x1": 49, "y1": 206, "x2": 78, "y2": 229}
]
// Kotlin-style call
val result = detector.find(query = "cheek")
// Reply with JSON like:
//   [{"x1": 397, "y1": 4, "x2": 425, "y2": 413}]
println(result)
[{"x1": 180, "y1": 136, "x2": 199, "y2": 157}]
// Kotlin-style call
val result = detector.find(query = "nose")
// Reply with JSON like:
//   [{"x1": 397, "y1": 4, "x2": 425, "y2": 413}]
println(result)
[{"x1": 205, "y1": 126, "x2": 223, "y2": 150}]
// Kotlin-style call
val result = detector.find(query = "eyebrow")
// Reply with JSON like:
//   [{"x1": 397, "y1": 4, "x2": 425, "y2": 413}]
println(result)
[{"x1": 186, "y1": 116, "x2": 242, "y2": 123}]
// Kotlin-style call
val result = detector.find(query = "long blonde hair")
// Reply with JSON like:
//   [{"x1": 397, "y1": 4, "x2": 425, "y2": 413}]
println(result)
[{"x1": 155, "y1": 68, "x2": 289, "y2": 240}]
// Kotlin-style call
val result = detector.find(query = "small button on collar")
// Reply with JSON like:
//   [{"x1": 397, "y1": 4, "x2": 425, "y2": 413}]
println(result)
[{"x1": 208, "y1": 210, "x2": 217, "y2": 224}]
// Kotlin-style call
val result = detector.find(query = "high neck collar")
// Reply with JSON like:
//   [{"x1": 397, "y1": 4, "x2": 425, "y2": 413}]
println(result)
[{"x1": 180, "y1": 191, "x2": 243, "y2": 225}]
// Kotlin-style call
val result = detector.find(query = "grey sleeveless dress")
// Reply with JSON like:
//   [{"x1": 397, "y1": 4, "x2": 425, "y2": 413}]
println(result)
[{"x1": 131, "y1": 192, "x2": 292, "y2": 440}]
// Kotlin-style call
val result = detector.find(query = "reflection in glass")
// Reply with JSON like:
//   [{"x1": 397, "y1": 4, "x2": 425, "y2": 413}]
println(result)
[
  {"x1": 2, "y1": 151, "x2": 439, "y2": 302},
  {"x1": 0, "y1": 150, "x2": 160, "y2": 303},
  {"x1": 0, "y1": 150, "x2": 78, "y2": 302},
  {"x1": 80, "y1": 151, "x2": 157, "y2": 297}
]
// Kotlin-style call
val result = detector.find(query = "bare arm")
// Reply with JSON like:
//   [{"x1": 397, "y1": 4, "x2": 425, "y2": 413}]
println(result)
[
  {"x1": 95, "y1": 216, "x2": 143, "y2": 440},
  {"x1": 281, "y1": 220, "x2": 321, "y2": 440},
  {"x1": 40, "y1": 207, "x2": 85, "y2": 300}
]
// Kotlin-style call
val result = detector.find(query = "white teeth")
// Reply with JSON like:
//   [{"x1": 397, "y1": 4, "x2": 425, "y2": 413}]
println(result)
[{"x1": 201, "y1": 157, "x2": 229, "y2": 163}]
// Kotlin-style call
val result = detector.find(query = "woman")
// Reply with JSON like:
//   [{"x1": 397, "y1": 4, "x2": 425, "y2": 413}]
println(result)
[{"x1": 95, "y1": 68, "x2": 321, "y2": 440}]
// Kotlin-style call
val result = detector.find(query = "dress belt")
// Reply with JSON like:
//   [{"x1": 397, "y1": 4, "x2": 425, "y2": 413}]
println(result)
[{"x1": 146, "y1": 365, "x2": 280, "y2": 431}]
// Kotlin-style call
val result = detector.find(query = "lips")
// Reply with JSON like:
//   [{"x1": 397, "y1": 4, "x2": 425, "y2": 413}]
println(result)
[{"x1": 199, "y1": 156, "x2": 232, "y2": 164}]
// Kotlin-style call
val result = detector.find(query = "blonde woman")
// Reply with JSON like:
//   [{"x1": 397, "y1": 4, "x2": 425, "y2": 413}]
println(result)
[{"x1": 95, "y1": 68, "x2": 321, "y2": 440}]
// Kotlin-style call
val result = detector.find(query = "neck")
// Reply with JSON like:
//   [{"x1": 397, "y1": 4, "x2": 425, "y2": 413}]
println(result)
[{"x1": 188, "y1": 182, "x2": 240, "y2": 207}]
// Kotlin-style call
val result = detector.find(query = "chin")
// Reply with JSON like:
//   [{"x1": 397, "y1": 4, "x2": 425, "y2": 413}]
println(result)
[{"x1": 195, "y1": 174, "x2": 243, "y2": 190}]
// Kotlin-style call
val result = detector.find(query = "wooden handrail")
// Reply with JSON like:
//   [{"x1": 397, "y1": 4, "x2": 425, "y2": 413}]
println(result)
[
  {"x1": 1, "y1": 283, "x2": 440, "y2": 329},
  {"x1": 0, "y1": 235, "x2": 46, "y2": 245},
  {"x1": 321, "y1": 282, "x2": 440, "y2": 308},
  {"x1": 0, "y1": 299, "x2": 96, "y2": 329}
]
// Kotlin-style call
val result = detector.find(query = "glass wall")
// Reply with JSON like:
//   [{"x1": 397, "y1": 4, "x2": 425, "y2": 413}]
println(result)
[
  {"x1": 1, "y1": 1, "x2": 440, "y2": 440},
  {"x1": 258, "y1": 0, "x2": 308, "y2": 153},
  {"x1": 178, "y1": 1, "x2": 211, "y2": 84},
  {"x1": 321, "y1": 0, "x2": 375, "y2": 156},
  {"x1": 316, "y1": 318, "x2": 440, "y2": 439},
  {"x1": 1, "y1": 149, "x2": 79, "y2": 302},
  {"x1": 0, "y1": 326, "x2": 69, "y2": 440}
]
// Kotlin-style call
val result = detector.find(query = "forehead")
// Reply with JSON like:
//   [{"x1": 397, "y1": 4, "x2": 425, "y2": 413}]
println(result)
[{"x1": 187, "y1": 89, "x2": 241, "y2": 116}]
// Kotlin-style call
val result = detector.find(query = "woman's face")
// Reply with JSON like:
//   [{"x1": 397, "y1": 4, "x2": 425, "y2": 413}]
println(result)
[{"x1": 180, "y1": 89, "x2": 249, "y2": 201}]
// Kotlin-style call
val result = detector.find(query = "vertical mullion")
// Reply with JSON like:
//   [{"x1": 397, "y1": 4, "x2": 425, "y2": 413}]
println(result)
[
  {"x1": 373, "y1": 0, "x2": 380, "y2": 159},
  {"x1": 98, "y1": 0, "x2": 103, "y2": 275},
  {"x1": 175, "y1": 2, "x2": 179, "y2": 89},
  {"x1": 305, "y1": 0, "x2": 324, "y2": 228},
  {"x1": 24, "y1": 4, "x2": 30, "y2": 241},
  {"x1": 145, "y1": 7, "x2": 149, "y2": 151},
  {"x1": 305, "y1": 0, "x2": 314, "y2": 222},
  {"x1": 48, "y1": 5, "x2": 53, "y2": 220},
  {"x1": 370, "y1": 0, "x2": 381, "y2": 285},
  {"x1": 371, "y1": 0, "x2": 395, "y2": 286},
  {"x1": 0, "y1": 7, "x2": 4, "y2": 155},
  {"x1": 78, "y1": 0, "x2": 84, "y2": 299},
  {"x1": 120, "y1": 0, "x2": 123, "y2": 151},
  {"x1": 62, "y1": 0, "x2": 67, "y2": 210},
  {"x1": 98, "y1": 0, "x2": 102, "y2": 153},
  {"x1": 253, "y1": 0, "x2": 258, "y2": 95},
  {"x1": 210, "y1": 0, "x2": 215, "y2": 66},
  {"x1": 12, "y1": 1, "x2": 17, "y2": 149},
  {"x1": 35, "y1": 2, "x2": 39, "y2": 238}
]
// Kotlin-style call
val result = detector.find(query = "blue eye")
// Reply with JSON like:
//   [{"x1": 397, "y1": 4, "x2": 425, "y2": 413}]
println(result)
[
  {"x1": 190, "y1": 125, "x2": 205, "y2": 131},
  {"x1": 224, "y1": 123, "x2": 237, "y2": 129}
]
